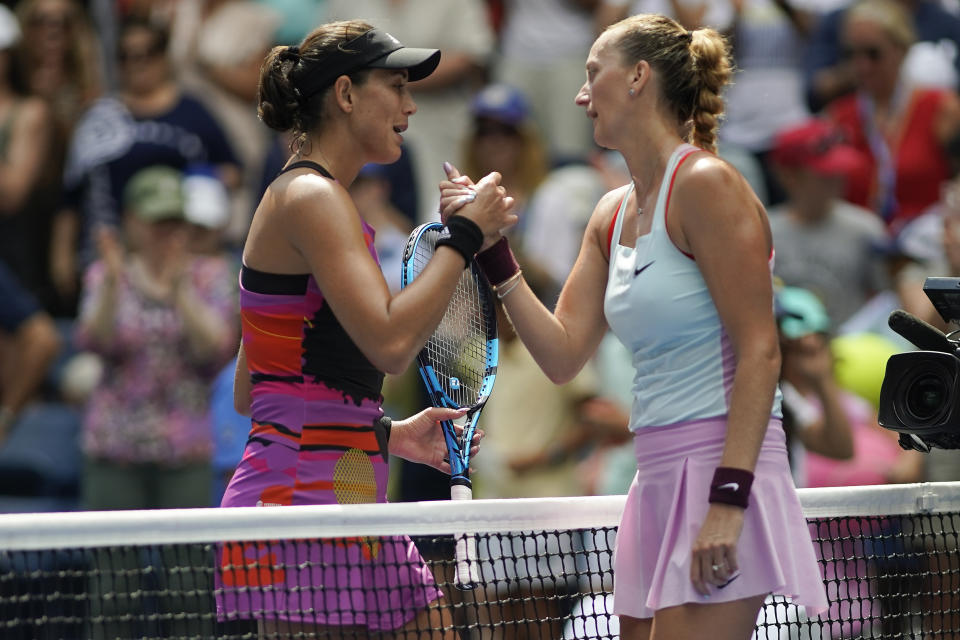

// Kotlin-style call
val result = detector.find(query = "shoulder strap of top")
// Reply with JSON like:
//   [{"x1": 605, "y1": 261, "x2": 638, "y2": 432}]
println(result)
[
  {"x1": 652, "y1": 144, "x2": 699, "y2": 232},
  {"x1": 277, "y1": 160, "x2": 334, "y2": 180},
  {"x1": 607, "y1": 183, "x2": 635, "y2": 256}
]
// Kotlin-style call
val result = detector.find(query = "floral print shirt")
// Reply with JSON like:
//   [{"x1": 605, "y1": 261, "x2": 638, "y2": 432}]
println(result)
[{"x1": 75, "y1": 255, "x2": 238, "y2": 464}]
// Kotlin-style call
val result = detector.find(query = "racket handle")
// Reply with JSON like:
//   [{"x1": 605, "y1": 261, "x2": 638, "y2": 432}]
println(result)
[{"x1": 450, "y1": 483, "x2": 480, "y2": 590}]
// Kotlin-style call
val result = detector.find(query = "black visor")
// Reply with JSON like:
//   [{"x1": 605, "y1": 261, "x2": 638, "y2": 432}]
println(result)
[{"x1": 295, "y1": 29, "x2": 440, "y2": 99}]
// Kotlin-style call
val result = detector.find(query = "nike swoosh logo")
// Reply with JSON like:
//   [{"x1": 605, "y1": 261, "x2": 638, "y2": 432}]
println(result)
[
  {"x1": 717, "y1": 572, "x2": 740, "y2": 589},
  {"x1": 634, "y1": 260, "x2": 655, "y2": 276},
  {"x1": 717, "y1": 482, "x2": 739, "y2": 492}
]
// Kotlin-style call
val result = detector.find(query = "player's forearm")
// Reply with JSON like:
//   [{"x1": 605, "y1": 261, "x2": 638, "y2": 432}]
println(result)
[
  {"x1": 373, "y1": 248, "x2": 468, "y2": 374},
  {"x1": 499, "y1": 281, "x2": 595, "y2": 384},
  {"x1": 718, "y1": 347, "x2": 781, "y2": 472}
]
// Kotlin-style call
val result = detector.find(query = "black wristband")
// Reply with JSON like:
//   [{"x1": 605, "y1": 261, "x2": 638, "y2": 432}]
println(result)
[
  {"x1": 708, "y1": 466, "x2": 754, "y2": 509},
  {"x1": 435, "y1": 216, "x2": 483, "y2": 267}
]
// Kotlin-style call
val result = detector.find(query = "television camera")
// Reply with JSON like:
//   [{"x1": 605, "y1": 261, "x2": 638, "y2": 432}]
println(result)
[{"x1": 879, "y1": 277, "x2": 960, "y2": 451}]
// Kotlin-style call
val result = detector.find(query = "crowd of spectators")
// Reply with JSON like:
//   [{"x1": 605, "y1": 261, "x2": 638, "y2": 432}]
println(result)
[{"x1": 2, "y1": 0, "x2": 960, "y2": 516}]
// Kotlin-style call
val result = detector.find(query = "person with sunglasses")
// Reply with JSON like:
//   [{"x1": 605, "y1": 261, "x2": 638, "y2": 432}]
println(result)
[
  {"x1": 49, "y1": 17, "x2": 242, "y2": 311},
  {"x1": 805, "y1": 0, "x2": 960, "y2": 114},
  {"x1": 822, "y1": 0, "x2": 960, "y2": 234}
]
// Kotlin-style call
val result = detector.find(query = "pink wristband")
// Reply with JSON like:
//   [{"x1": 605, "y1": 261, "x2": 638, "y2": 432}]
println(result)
[
  {"x1": 475, "y1": 236, "x2": 519, "y2": 287},
  {"x1": 708, "y1": 466, "x2": 754, "y2": 509}
]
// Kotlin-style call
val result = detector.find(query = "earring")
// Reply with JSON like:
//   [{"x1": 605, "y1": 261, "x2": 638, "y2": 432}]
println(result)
[{"x1": 628, "y1": 88, "x2": 636, "y2": 97}]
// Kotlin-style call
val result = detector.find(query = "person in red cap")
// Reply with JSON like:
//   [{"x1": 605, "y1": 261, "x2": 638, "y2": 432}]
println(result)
[{"x1": 768, "y1": 118, "x2": 890, "y2": 329}]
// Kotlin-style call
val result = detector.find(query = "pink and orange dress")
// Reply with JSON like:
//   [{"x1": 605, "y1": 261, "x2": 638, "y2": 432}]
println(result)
[{"x1": 216, "y1": 161, "x2": 442, "y2": 631}]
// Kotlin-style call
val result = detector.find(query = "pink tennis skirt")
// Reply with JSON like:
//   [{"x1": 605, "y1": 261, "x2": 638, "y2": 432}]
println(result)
[{"x1": 613, "y1": 416, "x2": 828, "y2": 619}]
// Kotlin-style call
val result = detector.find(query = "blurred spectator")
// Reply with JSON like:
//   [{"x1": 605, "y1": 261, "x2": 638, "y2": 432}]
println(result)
[
  {"x1": 720, "y1": 0, "x2": 817, "y2": 207},
  {"x1": 767, "y1": 118, "x2": 890, "y2": 326},
  {"x1": 823, "y1": 0, "x2": 960, "y2": 232},
  {"x1": 182, "y1": 163, "x2": 235, "y2": 256},
  {"x1": 457, "y1": 83, "x2": 558, "y2": 304},
  {"x1": 50, "y1": 17, "x2": 241, "y2": 308},
  {"x1": 776, "y1": 287, "x2": 921, "y2": 487},
  {"x1": 13, "y1": 0, "x2": 103, "y2": 143},
  {"x1": 348, "y1": 163, "x2": 413, "y2": 294},
  {"x1": 73, "y1": 165, "x2": 237, "y2": 511},
  {"x1": 806, "y1": 0, "x2": 960, "y2": 113},
  {"x1": 773, "y1": 286, "x2": 925, "y2": 489},
  {"x1": 598, "y1": 0, "x2": 735, "y2": 32},
  {"x1": 0, "y1": 261, "x2": 61, "y2": 444},
  {"x1": 325, "y1": 0, "x2": 495, "y2": 223},
  {"x1": 462, "y1": 84, "x2": 550, "y2": 222},
  {"x1": 168, "y1": 0, "x2": 281, "y2": 247},
  {"x1": 492, "y1": 0, "x2": 602, "y2": 165},
  {"x1": 893, "y1": 173, "x2": 960, "y2": 329},
  {"x1": 0, "y1": 4, "x2": 63, "y2": 315},
  {"x1": 252, "y1": 0, "x2": 327, "y2": 46},
  {"x1": 523, "y1": 149, "x2": 630, "y2": 303}
]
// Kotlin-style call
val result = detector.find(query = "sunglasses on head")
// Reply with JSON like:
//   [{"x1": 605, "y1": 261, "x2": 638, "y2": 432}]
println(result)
[{"x1": 842, "y1": 45, "x2": 884, "y2": 62}]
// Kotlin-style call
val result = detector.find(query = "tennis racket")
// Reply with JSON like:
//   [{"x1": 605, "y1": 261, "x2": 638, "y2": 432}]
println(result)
[{"x1": 400, "y1": 221, "x2": 498, "y2": 590}]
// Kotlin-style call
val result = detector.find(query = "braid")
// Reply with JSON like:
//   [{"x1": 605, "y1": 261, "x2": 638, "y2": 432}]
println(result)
[
  {"x1": 688, "y1": 28, "x2": 732, "y2": 154},
  {"x1": 607, "y1": 15, "x2": 733, "y2": 153}
]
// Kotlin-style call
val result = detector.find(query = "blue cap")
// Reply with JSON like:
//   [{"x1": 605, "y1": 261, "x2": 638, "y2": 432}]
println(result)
[
  {"x1": 775, "y1": 286, "x2": 831, "y2": 339},
  {"x1": 470, "y1": 84, "x2": 529, "y2": 126}
]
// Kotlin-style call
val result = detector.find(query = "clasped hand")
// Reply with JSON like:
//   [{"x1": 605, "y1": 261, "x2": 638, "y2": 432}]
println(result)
[{"x1": 439, "y1": 162, "x2": 517, "y2": 250}]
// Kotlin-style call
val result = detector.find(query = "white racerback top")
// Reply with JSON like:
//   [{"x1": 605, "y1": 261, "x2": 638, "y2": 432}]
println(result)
[{"x1": 603, "y1": 144, "x2": 782, "y2": 431}]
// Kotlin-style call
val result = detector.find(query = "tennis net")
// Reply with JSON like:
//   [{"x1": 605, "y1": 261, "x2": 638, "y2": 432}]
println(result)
[{"x1": 0, "y1": 482, "x2": 958, "y2": 639}]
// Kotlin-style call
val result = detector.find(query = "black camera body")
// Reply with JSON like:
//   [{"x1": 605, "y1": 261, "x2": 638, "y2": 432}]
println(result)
[{"x1": 878, "y1": 277, "x2": 960, "y2": 451}]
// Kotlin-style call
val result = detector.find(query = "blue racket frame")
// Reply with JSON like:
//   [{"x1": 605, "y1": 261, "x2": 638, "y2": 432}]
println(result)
[{"x1": 400, "y1": 222, "x2": 498, "y2": 488}]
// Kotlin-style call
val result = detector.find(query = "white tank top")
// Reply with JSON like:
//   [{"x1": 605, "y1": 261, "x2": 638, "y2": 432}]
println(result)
[{"x1": 603, "y1": 143, "x2": 782, "y2": 430}]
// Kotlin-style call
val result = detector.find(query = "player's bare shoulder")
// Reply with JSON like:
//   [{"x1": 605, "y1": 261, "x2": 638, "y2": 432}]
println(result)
[
  {"x1": 672, "y1": 152, "x2": 762, "y2": 221},
  {"x1": 676, "y1": 152, "x2": 754, "y2": 203},
  {"x1": 277, "y1": 167, "x2": 349, "y2": 212}
]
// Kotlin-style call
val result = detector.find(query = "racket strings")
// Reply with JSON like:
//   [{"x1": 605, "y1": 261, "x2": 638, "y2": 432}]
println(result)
[
  {"x1": 425, "y1": 269, "x2": 488, "y2": 406},
  {"x1": 411, "y1": 230, "x2": 493, "y2": 408}
]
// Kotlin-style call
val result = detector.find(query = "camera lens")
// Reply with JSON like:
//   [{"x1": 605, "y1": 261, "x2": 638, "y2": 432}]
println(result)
[{"x1": 904, "y1": 373, "x2": 948, "y2": 422}]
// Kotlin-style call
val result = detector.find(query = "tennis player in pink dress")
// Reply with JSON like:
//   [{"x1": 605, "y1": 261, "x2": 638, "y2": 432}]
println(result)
[
  {"x1": 216, "y1": 19, "x2": 516, "y2": 638},
  {"x1": 440, "y1": 13, "x2": 828, "y2": 640}
]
